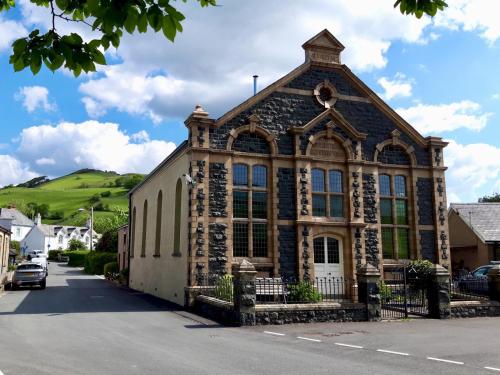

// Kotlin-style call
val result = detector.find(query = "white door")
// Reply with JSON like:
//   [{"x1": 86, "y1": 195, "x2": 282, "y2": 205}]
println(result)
[{"x1": 313, "y1": 237, "x2": 344, "y2": 279}]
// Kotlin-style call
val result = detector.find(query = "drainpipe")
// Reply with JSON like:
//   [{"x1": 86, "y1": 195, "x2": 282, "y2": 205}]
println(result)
[{"x1": 253, "y1": 75, "x2": 258, "y2": 96}]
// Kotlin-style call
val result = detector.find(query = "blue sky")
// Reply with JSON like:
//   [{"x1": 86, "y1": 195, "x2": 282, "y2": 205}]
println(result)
[{"x1": 1, "y1": 0, "x2": 500, "y2": 203}]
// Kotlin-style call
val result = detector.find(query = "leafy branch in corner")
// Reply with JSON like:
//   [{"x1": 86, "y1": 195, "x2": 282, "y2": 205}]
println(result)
[{"x1": 394, "y1": 0, "x2": 448, "y2": 19}]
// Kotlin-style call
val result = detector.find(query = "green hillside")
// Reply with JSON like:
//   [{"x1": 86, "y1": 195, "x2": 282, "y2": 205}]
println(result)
[{"x1": 0, "y1": 170, "x2": 141, "y2": 228}]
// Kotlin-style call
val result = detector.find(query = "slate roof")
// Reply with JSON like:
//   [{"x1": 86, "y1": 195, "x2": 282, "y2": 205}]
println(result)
[
  {"x1": 0, "y1": 208, "x2": 34, "y2": 227},
  {"x1": 36, "y1": 224, "x2": 92, "y2": 237},
  {"x1": 450, "y1": 203, "x2": 500, "y2": 243}
]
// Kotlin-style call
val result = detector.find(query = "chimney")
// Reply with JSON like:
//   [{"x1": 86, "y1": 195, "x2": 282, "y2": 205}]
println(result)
[
  {"x1": 35, "y1": 213, "x2": 42, "y2": 226},
  {"x1": 253, "y1": 75, "x2": 258, "y2": 96}
]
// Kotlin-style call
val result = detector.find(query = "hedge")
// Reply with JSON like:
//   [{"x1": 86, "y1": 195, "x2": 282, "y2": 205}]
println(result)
[
  {"x1": 84, "y1": 252, "x2": 117, "y2": 275},
  {"x1": 48, "y1": 249, "x2": 63, "y2": 261},
  {"x1": 67, "y1": 250, "x2": 90, "y2": 267},
  {"x1": 104, "y1": 262, "x2": 119, "y2": 278}
]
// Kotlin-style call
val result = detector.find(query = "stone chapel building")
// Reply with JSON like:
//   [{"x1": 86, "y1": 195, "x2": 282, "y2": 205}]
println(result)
[{"x1": 128, "y1": 30, "x2": 450, "y2": 306}]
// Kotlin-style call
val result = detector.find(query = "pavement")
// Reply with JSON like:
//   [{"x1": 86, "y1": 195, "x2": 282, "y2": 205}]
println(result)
[{"x1": 0, "y1": 262, "x2": 499, "y2": 375}]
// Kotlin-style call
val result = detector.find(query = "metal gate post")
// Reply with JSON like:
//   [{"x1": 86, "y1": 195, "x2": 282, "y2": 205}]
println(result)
[{"x1": 403, "y1": 266, "x2": 408, "y2": 319}]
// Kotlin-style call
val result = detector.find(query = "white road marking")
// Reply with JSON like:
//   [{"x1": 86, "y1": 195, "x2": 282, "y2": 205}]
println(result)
[
  {"x1": 377, "y1": 349, "x2": 409, "y2": 356},
  {"x1": 334, "y1": 343, "x2": 363, "y2": 349},
  {"x1": 95, "y1": 275, "x2": 105, "y2": 280},
  {"x1": 0, "y1": 370, "x2": 4, "y2": 375},
  {"x1": 297, "y1": 336, "x2": 321, "y2": 342},
  {"x1": 427, "y1": 357, "x2": 464, "y2": 365},
  {"x1": 264, "y1": 331, "x2": 285, "y2": 336},
  {"x1": 485, "y1": 367, "x2": 500, "y2": 372}
]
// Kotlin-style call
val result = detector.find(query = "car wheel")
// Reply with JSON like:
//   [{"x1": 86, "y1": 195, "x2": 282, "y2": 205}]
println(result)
[
  {"x1": 40, "y1": 280, "x2": 46, "y2": 289},
  {"x1": 12, "y1": 284, "x2": 18, "y2": 291}
]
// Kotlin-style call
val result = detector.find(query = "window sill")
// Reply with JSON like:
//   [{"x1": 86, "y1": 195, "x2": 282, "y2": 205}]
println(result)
[
  {"x1": 153, "y1": 254, "x2": 161, "y2": 258},
  {"x1": 140, "y1": 254, "x2": 146, "y2": 258},
  {"x1": 171, "y1": 252, "x2": 182, "y2": 257}
]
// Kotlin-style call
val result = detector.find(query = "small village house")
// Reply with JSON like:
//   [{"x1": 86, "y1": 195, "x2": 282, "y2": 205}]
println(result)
[
  {"x1": 449, "y1": 203, "x2": 500, "y2": 274},
  {"x1": 0, "y1": 207, "x2": 34, "y2": 242},
  {"x1": 128, "y1": 30, "x2": 451, "y2": 306}
]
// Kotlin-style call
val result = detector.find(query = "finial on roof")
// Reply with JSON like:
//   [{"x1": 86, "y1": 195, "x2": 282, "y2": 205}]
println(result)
[
  {"x1": 302, "y1": 29, "x2": 345, "y2": 65},
  {"x1": 192, "y1": 104, "x2": 209, "y2": 118}
]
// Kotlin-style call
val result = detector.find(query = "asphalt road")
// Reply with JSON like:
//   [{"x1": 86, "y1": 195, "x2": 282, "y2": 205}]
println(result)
[{"x1": 0, "y1": 262, "x2": 499, "y2": 375}]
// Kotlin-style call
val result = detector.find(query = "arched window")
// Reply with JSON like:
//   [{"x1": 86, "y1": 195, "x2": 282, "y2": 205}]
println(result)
[
  {"x1": 141, "y1": 200, "x2": 148, "y2": 257},
  {"x1": 154, "y1": 190, "x2": 163, "y2": 257},
  {"x1": 173, "y1": 179, "x2": 182, "y2": 256},
  {"x1": 232, "y1": 163, "x2": 269, "y2": 257},
  {"x1": 130, "y1": 207, "x2": 136, "y2": 257},
  {"x1": 377, "y1": 145, "x2": 411, "y2": 165},
  {"x1": 379, "y1": 174, "x2": 410, "y2": 260},
  {"x1": 312, "y1": 168, "x2": 344, "y2": 218}
]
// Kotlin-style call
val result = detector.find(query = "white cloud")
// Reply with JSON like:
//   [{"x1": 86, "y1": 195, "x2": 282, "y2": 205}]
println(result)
[
  {"x1": 76, "y1": 0, "x2": 436, "y2": 122},
  {"x1": 0, "y1": 16, "x2": 27, "y2": 52},
  {"x1": 15, "y1": 86, "x2": 56, "y2": 113},
  {"x1": 378, "y1": 73, "x2": 413, "y2": 100},
  {"x1": 445, "y1": 140, "x2": 500, "y2": 202},
  {"x1": 0, "y1": 155, "x2": 37, "y2": 187},
  {"x1": 130, "y1": 130, "x2": 150, "y2": 143},
  {"x1": 396, "y1": 100, "x2": 492, "y2": 134},
  {"x1": 16, "y1": 121, "x2": 177, "y2": 176},
  {"x1": 434, "y1": 0, "x2": 500, "y2": 44}
]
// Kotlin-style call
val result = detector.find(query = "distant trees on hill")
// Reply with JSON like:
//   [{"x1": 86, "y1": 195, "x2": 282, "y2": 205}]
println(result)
[
  {"x1": 479, "y1": 193, "x2": 500, "y2": 203},
  {"x1": 16, "y1": 176, "x2": 50, "y2": 188},
  {"x1": 114, "y1": 174, "x2": 145, "y2": 191}
]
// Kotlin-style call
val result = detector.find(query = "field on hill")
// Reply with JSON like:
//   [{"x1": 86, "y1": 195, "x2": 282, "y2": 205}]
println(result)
[{"x1": 0, "y1": 171, "x2": 134, "y2": 226}]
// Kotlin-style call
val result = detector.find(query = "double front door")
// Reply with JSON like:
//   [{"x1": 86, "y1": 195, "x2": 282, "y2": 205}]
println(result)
[{"x1": 313, "y1": 237, "x2": 343, "y2": 279}]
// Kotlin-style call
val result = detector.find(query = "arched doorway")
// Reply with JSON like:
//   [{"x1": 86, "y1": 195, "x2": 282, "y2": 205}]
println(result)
[{"x1": 313, "y1": 236, "x2": 344, "y2": 279}]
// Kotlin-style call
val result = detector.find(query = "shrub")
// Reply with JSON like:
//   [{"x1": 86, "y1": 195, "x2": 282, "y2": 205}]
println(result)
[
  {"x1": 407, "y1": 259, "x2": 435, "y2": 282},
  {"x1": 48, "y1": 249, "x2": 63, "y2": 260},
  {"x1": 288, "y1": 281, "x2": 322, "y2": 303},
  {"x1": 84, "y1": 252, "x2": 117, "y2": 275},
  {"x1": 48, "y1": 211, "x2": 64, "y2": 220},
  {"x1": 68, "y1": 239, "x2": 87, "y2": 251},
  {"x1": 67, "y1": 250, "x2": 90, "y2": 267},
  {"x1": 104, "y1": 261, "x2": 119, "y2": 279},
  {"x1": 95, "y1": 230, "x2": 118, "y2": 252},
  {"x1": 379, "y1": 280, "x2": 392, "y2": 302},
  {"x1": 8, "y1": 264, "x2": 17, "y2": 272},
  {"x1": 100, "y1": 191, "x2": 112, "y2": 197},
  {"x1": 214, "y1": 275, "x2": 233, "y2": 302}
]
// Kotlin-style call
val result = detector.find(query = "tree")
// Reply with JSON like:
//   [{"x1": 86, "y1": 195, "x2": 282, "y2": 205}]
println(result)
[
  {"x1": 479, "y1": 193, "x2": 500, "y2": 203},
  {"x1": 68, "y1": 238, "x2": 87, "y2": 251},
  {"x1": 11, "y1": 240, "x2": 20, "y2": 254},
  {"x1": 1, "y1": 0, "x2": 216, "y2": 76},
  {"x1": 1, "y1": 0, "x2": 446, "y2": 77},
  {"x1": 122, "y1": 174, "x2": 145, "y2": 191}
]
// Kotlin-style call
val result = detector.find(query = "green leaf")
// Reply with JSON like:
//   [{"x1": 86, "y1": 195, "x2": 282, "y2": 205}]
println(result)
[
  {"x1": 30, "y1": 53, "x2": 42, "y2": 74},
  {"x1": 55, "y1": 0, "x2": 67, "y2": 10},
  {"x1": 101, "y1": 35, "x2": 110, "y2": 49},
  {"x1": 13, "y1": 57, "x2": 25, "y2": 72},
  {"x1": 162, "y1": 15, "x2": 176, "y2": 42},
  {"x1": 12, "y1": 38, "x2": 28, "y2": 54},
  {"x1": 147, "y1": 6, "x2": 162, "y2": 32},
  {"x1": 86, "y1": 0, "x2": 99, "y2": 13},
  {"x1": 137, "y1": 12, "x2": 148, "y2": 33},
  {"x1": 124, "y1": 9, "x2": 138, "y2": 34},
  {"x1": 92, "y1": 49, "x2": 106, "y2": 65},
  {"x1": 110, "y1": 33, "x2": 120, "y2": 48}
]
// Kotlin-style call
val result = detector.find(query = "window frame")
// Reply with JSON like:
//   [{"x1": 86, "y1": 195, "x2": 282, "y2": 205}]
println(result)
[
  {"x1": 311, "y1": 167, "x2": 346, "y2": 219},
  {"x1": 379, "y1": 173, "x2": 412, "y2": 261},
  {"x1": 232, "y1": 162, "x2": 270, "y2": 259}
]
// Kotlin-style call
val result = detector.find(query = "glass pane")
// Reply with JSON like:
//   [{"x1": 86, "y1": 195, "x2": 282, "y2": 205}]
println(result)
[
  {"x1": 380, "y1": 199, "x2": 393, "y2": 224},
  {"x1": 396, "y1": 200, "x2": 407, "y2": 225},
  {"x1": 313, "y1": 237, "x2": 325, "y2": 264},
  {"x1": 252, "y1": 223, "x2": 268, "y2": 257},
  {"x1": 397, "y1": 228, "x2": 410, "y2": 259},
  {"x1": 328, "y1": 170, "x2": 343, "y2": 193},
  {"x1": 233, "y1": 164, "x2": 248, "y2": 186},
  {"x1": 379, "y1": 174, "x2": 391, "y2": 196},
  {"x1": 330, "y1": 195, "x2": 344, "y2": 218},
  {"x1": 233, "y1": 191, "x2": 248, "y2": 218},
  {"x1": 252, "y1": 192, "x2": 267, "y2": 219},
  {"x1": 394, "y1": 175, "x2": 407, "y2": 197},
  {"x1": 327, "y1": 238, "x2": 340, "y2": 264},
  {"x1": 382, "y1": 227, "x2": 394, "y2": 259},
  {"x1": 312, "y1": 169, "x2": 325, "y2": 192},
  {"x1": 252, "y1": 165, "x2": 267, "y2": 187},
  {"x1": 312, "y1": 194, "x2": 327, "y2": 217},
  {"x1": 233, "y1": 223, "x2": 248, "y2": 257}
]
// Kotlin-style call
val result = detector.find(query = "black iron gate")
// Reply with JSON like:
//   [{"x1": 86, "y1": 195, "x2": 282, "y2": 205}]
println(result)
[{"x1": 381, "y1": 266, "x2": 429, "y2": 319}]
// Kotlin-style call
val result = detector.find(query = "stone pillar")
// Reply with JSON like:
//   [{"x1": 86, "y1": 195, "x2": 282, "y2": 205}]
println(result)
[
  {"x1": 356, "y1": 263, "x2": 381, "y2": 321},
  {"x1": 427, "y1": 264, "x2": 451, "y2": 319},
  {"x1": 487, "y1": 265, "x2": 500, "y2": 301},
  {"x1": 233, "y1": 259, "x2": 257, "y2": 326}
]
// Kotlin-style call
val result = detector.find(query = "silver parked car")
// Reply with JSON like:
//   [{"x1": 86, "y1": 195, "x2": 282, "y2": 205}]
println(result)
[{"x1": 12, "y1": 263, "x2": 47, "y2": 290}]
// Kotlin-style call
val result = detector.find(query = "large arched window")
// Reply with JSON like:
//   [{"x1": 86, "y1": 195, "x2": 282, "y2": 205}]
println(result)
[
  {"x1": 173, "y1": 178, "x2": 182, "y2": 256},
  {"x1": 232, "y1": 163, "x2": 269, "y2": 258},
  {"x1": 141, "y1": 200, "x2": 148, "y2": 257},
  {"x1": 130, "y1": 206, "x2": 136, "y2": 257},
  {"x1": 312, "y1": 168, "x2": 344, "y2": 218},
  {"x1": 154, "y1": 190, "x2": 163, "y2": 257},
  {"x1": 379, "y1": 174, "x2": 410, "y2": 260}
]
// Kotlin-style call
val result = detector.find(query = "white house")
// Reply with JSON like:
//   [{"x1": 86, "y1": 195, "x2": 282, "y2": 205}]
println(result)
[
  {"x1": 0, "y1": 207, "x2": 34, "y2": 242},
  {"x1": 21, "y1": 214, "x2": 99, "y2": 255}
]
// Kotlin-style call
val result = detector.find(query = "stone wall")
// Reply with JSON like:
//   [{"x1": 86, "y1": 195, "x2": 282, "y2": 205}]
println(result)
[
  {"x1": 209, "y1": 163, "x2": 228, "y2": 217},
  {"x1": 417, "y1": 178, "x2": 434, "y2": 225},
  {"x1": 450, "y1": 301, "x2": 500, "y2": 318},
  {"x1": 194, "y1": 295, "x2": 236, "y2": 326},
  {"x1": 365, "y1": 229, "x2": 379, "y2": 268},
  {"x1": 277, "y1": 168, "x2": 296, "y2": 220},
  {"x1": 208, "y1": 223, "x2": 228, "y2": 275},
  {"x1": 255, "y1": 303, "x2": 367, "y2": 325},
  {"x1": 363, "y1": 173, "x2": 377, "y2": 224},
  {"x1": 420, "y1": 230, "x2": 436, "y2": 263},
  {"x1": 278, "y1": 226, "x2": 297, "y2": 279},
  {"x1": 232, "y1": 132, "x2": 271, "y2": 154}
]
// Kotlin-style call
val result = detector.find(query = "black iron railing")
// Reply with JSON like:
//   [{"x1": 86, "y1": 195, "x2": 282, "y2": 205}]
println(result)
[
  {"x1": 450, "y1": 278, "x2": 489, "y2": 301},
  {"x1": 196, "y1": 274, "x2": 234, "y2": 303}
]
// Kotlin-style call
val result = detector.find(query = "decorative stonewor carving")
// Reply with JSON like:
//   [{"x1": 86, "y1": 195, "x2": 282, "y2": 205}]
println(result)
[
  {"x1": 436, "y1": 177, "x2": 444, "y2": 197},
  {"x1": 438, "y1": 202, "x2": 446, "y2": 226},
  {"x1": 365, "y1": 229, "x2": 379, "y2": 268},
  {"x1": 352, "y1": 172, "x2": 361, "y2": 219},
  {"x1": 440, "y1": 230, "x2": 448, "y2": 260},
  {"x1": 362, "y1": 173, "x2": 377, "y2": 224},
  {"x1": 209, "y1": 163, "x2": 227, "y2": 217},
  {"x1": 354, "y1": 228, "x2": 362, "y2": 271},
  {"x1": 196, "y1": 160, "x2": 205, "y2": 183},
  {"x1": 310, "y1": 137, "x2": 346, "y2": 159},
  {"x1": 197, "y1": 126, "x2": 205, "y2": 147},
  {"x1": 434, "y1": 147, "x2": 442, "y2": 166},
  {"x1": 299, "y1": 168, "x2": 309, "y2": 216},
  {"x1": 195, "y1": 262, "x2": 205, "y2": 285},
  {"x1": 196, "y1": 223, "x2": 204, "y2": 257},
  {"x1": 196, "y1": 188, "x2": 205, "y2": 216},
  {"x1": 208, "y1": 223, "x2": 228, "y2": 275},
  {"x1": 416, "y1": 178, "x2": 434, "y2": 226},
  {"x1": 302, "y1": 226, "x2": 311, "y2": 281}
]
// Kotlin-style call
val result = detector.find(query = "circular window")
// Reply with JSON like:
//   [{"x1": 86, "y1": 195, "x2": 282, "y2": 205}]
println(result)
[
  {"x1": 314, "y1": 81, "x2": 337, "y2": 108},
  {"x1": 319, "y1": 87, "x2": 333, "y2": 102}
]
